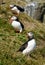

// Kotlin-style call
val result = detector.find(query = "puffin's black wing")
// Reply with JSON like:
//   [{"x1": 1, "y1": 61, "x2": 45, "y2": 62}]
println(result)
[
  {"x1": 17, "y1": 41, "x2": 28, "y2": 52},
  {"x1": 14, "y1": 5, "x2": 24, "y2": 12},
  {"x1": 17, "y1": 6, "x2": 24, "y2": 12},
  {"x1": 15, "y1": 18, "x2": 24, "y2": 30},
  {"x1": 20, "y1": 22, "x2": 24, "y2": 29},
  {"x1": 16, "y1": 18, "x2": 24, "y2": 29}
]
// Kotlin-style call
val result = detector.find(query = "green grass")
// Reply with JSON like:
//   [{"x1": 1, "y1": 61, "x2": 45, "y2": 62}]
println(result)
[{"x1": 0, "y1": 1, "x2": 45, "y2": 65}]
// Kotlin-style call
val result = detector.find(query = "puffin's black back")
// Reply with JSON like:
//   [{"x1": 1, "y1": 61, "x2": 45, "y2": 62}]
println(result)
[
  {"x1": 16, "y1": 18, "x2": 24, "y2": 29},
  {"x1": 17, "y1": 41, "x2": 28, "y2": 52},
  {"x1": 19, "y1": 21, "x2": 24, "y2": 29},
  {"x1": 17, "y1": 37, "x2": 34, "y2": 52},
  {"x1": 14, "y1": 5, "x2": 24, "y2": 12}
]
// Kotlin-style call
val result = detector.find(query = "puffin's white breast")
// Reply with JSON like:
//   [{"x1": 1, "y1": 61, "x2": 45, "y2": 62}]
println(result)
[
  {"x1": 23, "y1": 39, "x2": 36, "y2": 54},
  {"x1": 11, "y1": 21, "x2": 20, "y2": 27},
  {"x1": 11, "y1": 21, "x2": 22, "y2": 31}
]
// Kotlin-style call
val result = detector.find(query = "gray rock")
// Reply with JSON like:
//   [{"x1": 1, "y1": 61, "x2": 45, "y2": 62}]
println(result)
[
  {"x1": 24, "y1": 2, "x2": 45, "y2": 22},
  {"x1": 25, "y1": 2, "x2": 39, "y2": 17}
]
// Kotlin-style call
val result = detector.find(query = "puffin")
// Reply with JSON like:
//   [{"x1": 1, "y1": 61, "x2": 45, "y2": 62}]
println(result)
[
  {"x1": 14, "y1": 5, "x2": 24, "y2": 12},
  {"x1": 10, "y1": 4, "x2": 24, "y2": 16},
  {"x1": 10, "y1": 4, "x2": 24, "y2": 12},
  {"x1": 9, "y1": 16, "x2": 24, "y2": 33},
  {"x1": 17, "y1": 32, "x2": 36, "y2": 55}
]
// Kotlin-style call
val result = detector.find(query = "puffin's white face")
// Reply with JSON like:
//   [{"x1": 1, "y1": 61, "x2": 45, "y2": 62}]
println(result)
[
  {"x1": 11, "y1": 7, "x2": 18, "y2": 10},
  {"x1": 11, "y1": 16, "x2": 17, "y2": 20},
  {"x1": 27, "y1": 32, "x2": 33, "y2": 38},
  {"x1": 10, "y1": 5, "x2": 14, "y2": 8}
]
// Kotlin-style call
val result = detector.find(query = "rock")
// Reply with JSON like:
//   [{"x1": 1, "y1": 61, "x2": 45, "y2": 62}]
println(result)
[
  {"x1": 25, "y1": 2, "x2": 45, "y2": 22},
  {"x1": 25, "y1": 2, "x2": 39, "y2": 17}
]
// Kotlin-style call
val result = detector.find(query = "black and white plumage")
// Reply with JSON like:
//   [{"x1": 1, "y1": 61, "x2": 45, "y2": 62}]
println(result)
[
  {"x1": 17, "y1": 32, "x2": 36, "y2": 55},
  {"x1": 10, "y1": 4, "x2": 24, "y2": 12},
  {"x1": 9, "y1": 16, "x2": 24, "y2": 33},
  {"x1": 14, "y1": 5, "x2": 24, "y2": 12},
  {"x1": 10, "y1": 4, "x2": 24, "y2": 15}
]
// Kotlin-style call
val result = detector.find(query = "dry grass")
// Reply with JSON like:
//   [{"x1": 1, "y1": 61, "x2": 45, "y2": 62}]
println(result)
[{"x1": 0, "y1": 0, "x2": 45, "y2": 65}]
